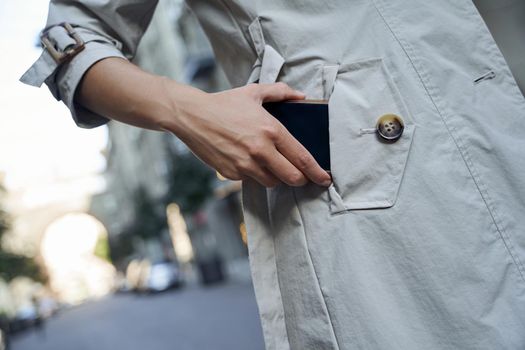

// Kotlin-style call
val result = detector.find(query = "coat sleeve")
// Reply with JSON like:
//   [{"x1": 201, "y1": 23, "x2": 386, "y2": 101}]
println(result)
[{"x1": 20, "y1": 0, "x2": 160, "y2": 128}]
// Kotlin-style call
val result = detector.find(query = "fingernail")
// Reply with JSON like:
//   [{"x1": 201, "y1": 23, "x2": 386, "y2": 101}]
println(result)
[{"x1": 322, "y1": 178, "x2": 332, "y2": 187}]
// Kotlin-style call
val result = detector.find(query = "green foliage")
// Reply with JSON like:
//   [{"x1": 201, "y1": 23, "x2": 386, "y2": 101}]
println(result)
[
  {"x1": 166, "y1": 152, "x2": 214, "y2": 214},
  {"x1": 0, "y1": 181, "x2": 45, "y2": 282},
  {"x1": 93, "y1": 234, "x2": 111, "y2": 262}
]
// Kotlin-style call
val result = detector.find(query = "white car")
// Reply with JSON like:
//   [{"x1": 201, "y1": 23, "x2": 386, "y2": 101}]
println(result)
[
  {"x1": 146, "y1": 262, "x2": 182, "y2": 292},
  {"x1": 127, "y1": 259, "x2": 183, "y2": 293}
]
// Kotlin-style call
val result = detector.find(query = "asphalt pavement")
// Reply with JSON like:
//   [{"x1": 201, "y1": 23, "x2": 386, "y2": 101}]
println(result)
[{"x1": 10, "y1": 281, "x2": 265, "y2": 350}]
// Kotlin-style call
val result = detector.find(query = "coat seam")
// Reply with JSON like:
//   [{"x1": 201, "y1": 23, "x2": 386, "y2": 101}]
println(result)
[
  {"x1": 372, "y1": 0, "x2": 525, "y2": 286},
  {"x1": 291, "y1": 188, "x2": 341, "y2": 350},
  {"x1": 218, "y1": 0, "x2": 259, "y2": 60},
  {"x1": 132, "y1": 0, "x2": 160, "y2": 58},
  {"x1": 461, "y1": 1, "x2": 525, "y2": 283},
  {"x1": 463, "y1": 0, "x2": 525, "y2": 278}
]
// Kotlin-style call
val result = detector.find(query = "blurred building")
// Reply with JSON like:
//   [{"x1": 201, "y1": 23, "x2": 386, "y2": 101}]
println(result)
[{"x1": 1, "y1": 0, "x2": 248, "y2": 311}]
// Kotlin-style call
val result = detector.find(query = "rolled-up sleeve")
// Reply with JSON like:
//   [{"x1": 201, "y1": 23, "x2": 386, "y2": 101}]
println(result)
[{"x1": 20, "y1": 0, "x2": 159, "y2": 128}]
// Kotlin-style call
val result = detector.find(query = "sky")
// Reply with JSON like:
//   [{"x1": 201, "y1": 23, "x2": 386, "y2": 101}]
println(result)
[{"x1": 0, "y1": 0, "x2": 108, "y2": 193}]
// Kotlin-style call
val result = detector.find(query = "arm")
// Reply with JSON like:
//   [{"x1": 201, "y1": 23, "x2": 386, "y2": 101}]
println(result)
[
  {"x1": 76, "y1": 57, "x2": 332, "y2": 187},
  {"x1": 21, "y1": 0, "x2": 331, "y2": 187}
]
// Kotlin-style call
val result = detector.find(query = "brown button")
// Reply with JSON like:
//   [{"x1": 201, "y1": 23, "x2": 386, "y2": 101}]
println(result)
[{"x1": 376, "y1": 114, "x2": 404, "y2": 142}]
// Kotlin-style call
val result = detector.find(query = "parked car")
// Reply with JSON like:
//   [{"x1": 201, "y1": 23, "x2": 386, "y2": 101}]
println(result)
[
  {"x1": 126, "y1": 259, "x2": 183, "y2": 293},
  {"x1": 146, "y1": 261, "x2": 183, "y2": 292},
  {"x1": 8, "y1": 303, "x2": 42, "y2": 334}
]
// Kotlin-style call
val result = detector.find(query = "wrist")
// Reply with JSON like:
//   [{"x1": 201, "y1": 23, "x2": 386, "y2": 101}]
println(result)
[{"x1": 155, "y1": 76, "x2": 208, "y2": 136}]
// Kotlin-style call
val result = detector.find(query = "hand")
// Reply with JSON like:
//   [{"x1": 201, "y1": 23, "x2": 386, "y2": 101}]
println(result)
[
  {"x1": 75, "y1": 58, "x2": 331, "y2": 188},
  {"x1": 168, "y1": 82, "x2": 332, "y2": 188}
]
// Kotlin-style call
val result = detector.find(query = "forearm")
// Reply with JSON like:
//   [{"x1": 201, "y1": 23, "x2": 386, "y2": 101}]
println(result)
[
  {"x1": 75, "y1": 56, "x2": 331, "y2": 188},
  {"x1": 75, "y1": 57, "x2": 203, "y2": 133}
]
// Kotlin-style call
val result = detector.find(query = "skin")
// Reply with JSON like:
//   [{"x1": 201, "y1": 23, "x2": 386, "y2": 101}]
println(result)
[{"x1": 76, "y1": 57, "x2": 332, "y2": 188}]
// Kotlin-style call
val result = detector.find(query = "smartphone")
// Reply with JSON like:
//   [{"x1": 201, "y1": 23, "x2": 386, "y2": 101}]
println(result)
[{"x1": 262, "y1": 100, "x2": 330, "y2": 171}]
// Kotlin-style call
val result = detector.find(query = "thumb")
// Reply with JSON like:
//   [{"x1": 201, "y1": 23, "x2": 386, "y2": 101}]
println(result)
[{"x1": 256, "y1": 82, "x2": 306, "y2": 103}]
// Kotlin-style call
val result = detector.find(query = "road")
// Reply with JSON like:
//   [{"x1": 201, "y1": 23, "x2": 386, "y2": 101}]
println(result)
[{"x1": 10, "y1": 281, "x2": 265, "y2": 350}]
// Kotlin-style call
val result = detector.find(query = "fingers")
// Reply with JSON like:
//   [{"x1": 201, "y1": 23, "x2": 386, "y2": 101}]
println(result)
[
  {"x1": 240, "y1": 128, "x2": 323, "y2": 187},
  {"x1": 273, "y1": 125, "x2": 332, "y2": 187},
  {"x1": 249, "y1": 82, "x2": 331, "y2": 186},
  {"x1": 240, "y1": 134, "x2": 307, "y2": 187},
  {"x1": 246, "y1": 166, "x2": 282, "y2": 188},
  {"x1": 211, "y1": 82, "x2": 331, "y2": 188},
  {"x1": 251, "y1": 82, "x2": 306, "y2": 103},
  {"x1": 260, "y1": 149, "x2": 309, "y2": 187}
]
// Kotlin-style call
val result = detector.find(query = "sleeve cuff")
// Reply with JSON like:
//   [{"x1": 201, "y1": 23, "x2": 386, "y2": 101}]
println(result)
[{"x1": 54, "y1": 41, "x2": 127, "y2": 129}]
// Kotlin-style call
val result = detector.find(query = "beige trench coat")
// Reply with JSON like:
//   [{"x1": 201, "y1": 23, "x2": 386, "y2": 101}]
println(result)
[{"x1": 21, "y1": 1, "x2": 525, "y2": 349}]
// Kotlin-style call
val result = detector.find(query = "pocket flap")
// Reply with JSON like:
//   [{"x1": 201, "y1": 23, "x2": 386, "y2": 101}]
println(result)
[{"x1": 326, "y1": 58, "x2": 416, "y2": 213}]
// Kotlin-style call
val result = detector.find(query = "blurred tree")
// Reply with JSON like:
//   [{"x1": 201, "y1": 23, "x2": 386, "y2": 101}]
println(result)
[
  {"x1": 115, "y1": 153, "x2": 214, "y2": 264},
  {"x1": 166, "y1": 152, "x2": 214, "y2": 214},
  {"x1": 129, "y1": 186, "x2": 168, "y2": 239},
  {"x1": 107, "y1": 233, "x2": 135, "y2": 270},
  {"x1": 0, "y1": 181, "x2": 44, "y2": 282},
  {"x1": 0, "y1": 183, "x2": 8, "y2": 238},
  {"x1": 0, "y1": 252, "x2": 43, "y2": 283}
]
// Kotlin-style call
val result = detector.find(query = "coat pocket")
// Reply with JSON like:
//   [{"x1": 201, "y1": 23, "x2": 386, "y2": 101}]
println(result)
[{"x1": 325, "y1": 57, "x2": 416, "y2": 214}]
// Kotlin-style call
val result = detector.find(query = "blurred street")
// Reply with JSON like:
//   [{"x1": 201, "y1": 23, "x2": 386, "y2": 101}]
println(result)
[
  {"x1": 1, "y1": 2, "x2": 261, "y2": 349},
  {"x1": 10, "y1": 281, "x2": 264, "y2": 350}
]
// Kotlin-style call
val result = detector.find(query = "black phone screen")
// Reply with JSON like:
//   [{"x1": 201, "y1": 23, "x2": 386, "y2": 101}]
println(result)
[{"x1": 263, "y1": 100, "x2": 330, "y2": 171}]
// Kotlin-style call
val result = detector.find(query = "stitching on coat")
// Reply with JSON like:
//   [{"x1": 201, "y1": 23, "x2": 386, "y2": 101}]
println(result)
[
  {"x1": 291, "y1": 188, "x2": 341, "y2": 350},
  {"x1": 372, "y1": 0, "x2": 525, "y2": 286}
]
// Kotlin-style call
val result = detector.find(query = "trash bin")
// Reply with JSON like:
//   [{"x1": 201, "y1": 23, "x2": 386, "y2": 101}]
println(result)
[{"x1": 197, "y1": 255, "x2": 225, "y2": 285}]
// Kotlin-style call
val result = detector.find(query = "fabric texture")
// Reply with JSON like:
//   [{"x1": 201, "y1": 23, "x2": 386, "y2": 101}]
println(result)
[{"x1": 21, "y1": 1, "x2": 525, "y2": 349}]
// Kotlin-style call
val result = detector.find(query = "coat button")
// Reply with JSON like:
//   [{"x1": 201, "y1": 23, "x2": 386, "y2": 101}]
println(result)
[{"x1": 376, "y1": 114, "x2": 404, "y2": 142}]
